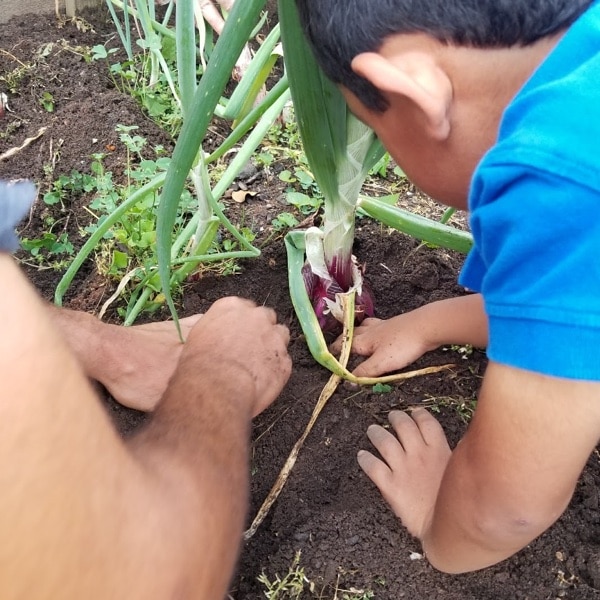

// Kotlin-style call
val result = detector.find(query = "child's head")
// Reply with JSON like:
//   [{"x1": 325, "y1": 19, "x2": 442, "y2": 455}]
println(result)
[
  {"x1": 294, "y1": 0, "x2": 592, "y2": 206},
  {"x1": 295, "y1": 0, "x2": 592, "y2": 112}
]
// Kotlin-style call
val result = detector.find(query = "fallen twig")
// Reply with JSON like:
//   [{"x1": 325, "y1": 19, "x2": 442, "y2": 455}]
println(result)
[
  {"x1": 0, "y1": 127, "x2": 48, "y2": 162},
  {"x1": 98, "y1": 269, "x2": 138, "y2": 320}
]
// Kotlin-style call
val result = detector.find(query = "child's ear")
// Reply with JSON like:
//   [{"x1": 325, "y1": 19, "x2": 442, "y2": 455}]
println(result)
[{"x1": 351, "y1": 52, "x2": 452, "y2": 141}]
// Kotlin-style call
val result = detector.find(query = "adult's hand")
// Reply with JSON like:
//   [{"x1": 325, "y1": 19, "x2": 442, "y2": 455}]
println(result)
[{"x1": 183, "y1": 296, "x2": 292, "y2": 417}]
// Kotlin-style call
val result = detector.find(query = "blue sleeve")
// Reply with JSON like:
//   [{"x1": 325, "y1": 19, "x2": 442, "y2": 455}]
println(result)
[{"x1": 460, "y1": 162, "x2": 600, "y2": 381}]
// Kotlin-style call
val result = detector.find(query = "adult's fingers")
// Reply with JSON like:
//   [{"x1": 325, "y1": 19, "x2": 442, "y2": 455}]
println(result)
[{"x1": 274, "y1": 323, "x2": 291, "y2": 346}]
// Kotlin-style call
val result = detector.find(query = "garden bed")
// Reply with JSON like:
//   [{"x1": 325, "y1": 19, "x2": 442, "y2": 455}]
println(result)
[{"x1": 1, "y1": 11, "x2": 600, "y2": 600}]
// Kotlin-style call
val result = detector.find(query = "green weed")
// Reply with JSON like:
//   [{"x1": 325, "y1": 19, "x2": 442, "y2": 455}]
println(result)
[
  {"x1": 444, "y1": 343, "x2": 475, "y2": 359},
  {"x1": 93, "y1": 44, "x2": 183, "y2": 136},
  {"x1": 0, "y1": 54, "x2": 35, "y2": 93},
  {"x1": 259, "y1": 114, "x2": 327, "y2": 232},
  {"x1": 80, "y1": 134, "x2": 194, "y2": 317},
  {"x1": 272, "y1": 211, "x2": 300, "y2": 232},
  {"x1": 257, "y1": 552, "x2": 310, "y2": 599},
  {"x1": 19, "y1": 127, "x2": 181, "y2": 314},
  {"x1": 425, "y1": 396, "x2": 478, "y2": 424},
  {"x1": 20, "y1": 230, "x2": 75, "y2": 269},
  {"x1": 43, "y1": 170, "x2": 95, "y2": 209},
  {"x1": 38, "y1": 90, "x2": 55, "y2": 112},
  {"x1": 279, "y1": 168, "x2": 323, "y2": 215},
  {"x1": 372, "y1": 383, "x2": 393, "y2": 394},
  {"x1": 256, "y1": 552, "x2": 377, "y2": 600},
  {"x1": 19, "y1": 169, "x2": 93, "y2": 269}
]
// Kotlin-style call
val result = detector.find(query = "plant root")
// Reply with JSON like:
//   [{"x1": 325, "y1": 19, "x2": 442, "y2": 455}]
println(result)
[
  {"x1": 245, "y1": 291, "x2": 457, "y2": 539},
  {"x1": 244, "y1": 294, "x2": 356, "y2": 540}
]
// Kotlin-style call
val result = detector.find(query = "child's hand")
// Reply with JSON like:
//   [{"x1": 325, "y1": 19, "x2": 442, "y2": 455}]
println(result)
[
  {"x1": 358, "y1": 409, "x2": 451, "y2": 539},
  {"x1": 330, "y1": 295, "x2": 488, "y2": 378},
  {"x1": 330, "y1": 312, "x2": 437, "y2": 378}
]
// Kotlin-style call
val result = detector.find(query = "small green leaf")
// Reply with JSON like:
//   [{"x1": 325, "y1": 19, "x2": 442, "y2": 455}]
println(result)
[
  {"x1": 108, "y1": 250, "x2": 129, "y2": 276},
  {"x1": 278, "y1": 169, "x2": 295, "y2": 183},
  {"x1": 91, "y1": 44, "x2": 108, "y2": 60},
  {"x1": 43, "y1": 191, "x2": 61, "y2": 205},
  {"x1": 294, "y1": 169, "x2": 314, "y2": 188},
  {"x1": 372, "y1": 383, "x2": 393, "y2": 394},
  {"x1": 272, "y1": 212, "x2": 299, "y2": 231}
]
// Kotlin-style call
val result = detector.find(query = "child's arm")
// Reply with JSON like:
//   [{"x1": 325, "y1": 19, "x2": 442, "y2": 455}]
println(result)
[
  {"x1": 332, "y1": 293, "x2": 488, "y2": 377},
  {"x1": 359, "y1": 362, "x2": 600, "y2": 573}
]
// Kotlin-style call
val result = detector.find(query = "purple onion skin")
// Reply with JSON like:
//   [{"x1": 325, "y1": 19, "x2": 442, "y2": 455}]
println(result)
[
  {"x1": 301, "y1": 263, "x2": 375, "y2": 333},
  {"x1": 327, "y1": 254, "x2": 353, "y2": 291},
  {"x1": 356, "y1": 280, "x2": 375, "y2": 324}
]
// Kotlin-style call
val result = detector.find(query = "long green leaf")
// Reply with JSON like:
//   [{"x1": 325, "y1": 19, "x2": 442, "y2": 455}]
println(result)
[
  {"x1": 221, "y1": 23, "x2": 281, "y2": 122},
  {"x1": 358, "y1": 195, "x2": 473, "y2": 253},
  {"x1": 105, "y1": 0, "x2": 133, "y2": 60},
  {"x1": 206, "y1": 74, "x2": 289, "y2": 164},
  {"x1": 176, "y1": 0, "x2": 197, "y2": 117},
  {"x1": 156, "y1": 0, "x2": 268, "y2": 330},
  {"x1": 279, "y1": 0, "x2": 346, "y2": 202},
  {"x1": 107, "y1": 0, "x2": 176, "y2": 44}
]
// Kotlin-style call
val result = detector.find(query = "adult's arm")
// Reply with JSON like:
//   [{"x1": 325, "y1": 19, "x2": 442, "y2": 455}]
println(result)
[
  {"x1": 0, "y1": 255, "x2": 290, "y2": 599},
  {"x1": 47, "y1": 305, "x2": 200, "y2": 411}
]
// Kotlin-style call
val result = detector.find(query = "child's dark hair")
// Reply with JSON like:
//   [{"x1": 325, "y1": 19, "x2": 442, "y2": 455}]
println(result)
[{"x1": 295, "y1": 0, "x2": 593, "y2": 111}]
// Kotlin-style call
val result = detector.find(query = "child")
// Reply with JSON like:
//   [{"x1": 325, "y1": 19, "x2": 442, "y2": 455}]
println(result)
[{"x1": 296, "y1": 0, "x2": 600, "y2": 573}]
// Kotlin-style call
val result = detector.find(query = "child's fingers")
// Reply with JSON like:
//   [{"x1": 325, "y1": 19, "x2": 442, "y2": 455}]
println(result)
[
  {"x1": 328, "y1": 334, "x2": 343, "y2": 355},
  {"x1": 409, "y1": 408, "x2": 449, "y2": 447},
  {"x1": 366, "y1": 423, "x2": 406, "y2": 467},
  {"x1": 352, "y1": 354, "x2": 393, "y2": 378},
  {"x1": 357, "y1": 449, "x2": 392, "y2": 487},
  {"x1": 356, "y1": 318, "x2": 382, "y2": 328},
  {"x1": 329, "y1": 318, "x2": 381, "y2": 355},
  {"x1": 388, "y1": 410, "x2": 428, "y2": 452}
]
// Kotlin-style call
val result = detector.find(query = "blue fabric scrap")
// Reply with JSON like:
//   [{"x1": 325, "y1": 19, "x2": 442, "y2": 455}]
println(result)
[{"x1": 0, "y1": 180, "x2": 36, "y2": 253}]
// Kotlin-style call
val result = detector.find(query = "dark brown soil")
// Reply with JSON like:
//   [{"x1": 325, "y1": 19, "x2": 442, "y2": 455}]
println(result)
[{"x1": 1, "y1": 11, "x2": 599, "y2": 600}]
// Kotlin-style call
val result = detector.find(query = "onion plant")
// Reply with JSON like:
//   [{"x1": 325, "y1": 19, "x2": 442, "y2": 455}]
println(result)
[
  {"x1": 55, "y1": 0, "x2": 289, "y2": 324},
  {"x1": 279, "y1": 0, "x2": 473, "y2": 378}
]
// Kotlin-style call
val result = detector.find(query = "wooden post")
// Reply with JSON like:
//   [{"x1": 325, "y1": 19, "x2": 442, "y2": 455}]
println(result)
[
  {"x1": 1, "y1": 0, "x2": 103, "y2": 22},
  {"x1": 65, "y1": 0, "x2": 104, "y2": 17}
]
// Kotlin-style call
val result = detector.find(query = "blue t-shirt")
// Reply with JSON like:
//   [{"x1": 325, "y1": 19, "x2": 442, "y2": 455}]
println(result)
[{"x1": 460, "y1": 1, "x2": 600, "y2": 380}]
